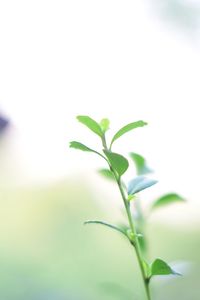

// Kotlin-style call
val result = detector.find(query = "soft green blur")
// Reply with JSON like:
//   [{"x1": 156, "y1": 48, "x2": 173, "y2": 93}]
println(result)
[{"x1": 0, "y1": 176, "x2": 199, "y2": 300}]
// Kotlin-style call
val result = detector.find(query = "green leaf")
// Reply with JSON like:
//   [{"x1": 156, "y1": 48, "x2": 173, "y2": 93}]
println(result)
[
  {"x1": 139, "y1": 234, "x2": 147, "y2": 254},
  {"x1": 77, "y1": 115, "x2": 103, "y2": 137},
  {"x1": 152, "y1": 193, "x2": 185, "y2": 210},
  {"x1": 100, "y1": 118, "x2": 110, "y2": 133},
  {"x1": 98, "y1": 168, "x2": 115, "y2": 181},
  {"x1": 130, "y1": 152, "x2": 152, "y2": 175},
  {"x1": 142, "y1": 260, "x2": 151, "y2": 278},
  {"x1": 69, "y1": 141, "x2": 105, "y2": 159},
  {"x1": 70, "y1": 141, "x2": 94, "y2": 152},
  {"x1": 128, "y1": 176, "x2": 158, "y2": 195},
  {"x1": 110, "y1": 120, "x2": 147, "y2": 147},
  {"x1": 104, "y1": 150, "x2": 129, "y2": 176},
  {"x1": 84, "y1": 220, "x2": 127, "y2": 237},
  {"x1": 151, "y1": 259, "x2": 181, "y2": 277},
  {"x1": 127, "y1": 194, "x2": 136, "y2": 201}
]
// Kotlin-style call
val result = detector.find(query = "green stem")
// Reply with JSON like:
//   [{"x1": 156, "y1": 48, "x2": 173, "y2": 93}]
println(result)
[
  {"x1": 101, "y1": 138, "x2": 151, "y2": 300},
  {"x1": 146, "y1": 281, "x2": 151, "y2": 300},
  {"x1": 102, "y1": 134, "x2": 107, "y2": 150},
  {"x1": 116, "y1": 177, "x2": 151, "y2": 300}
]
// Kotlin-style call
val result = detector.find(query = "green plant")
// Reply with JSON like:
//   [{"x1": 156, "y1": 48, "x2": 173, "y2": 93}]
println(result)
[{"x1": 70, "y1": 116, "x2": 185, "y2": 300}]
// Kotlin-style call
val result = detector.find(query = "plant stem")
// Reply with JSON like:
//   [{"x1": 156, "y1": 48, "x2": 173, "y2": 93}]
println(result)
[
  {"x1": 119, "y1": 180, "x2": 151, "y2": 300},
  {"x1": 146, "y1": 281, "x2": 151, "y2": 300},
  {"x1": 101, "y1": 138, "x2": 151, "y2": 300},
  {"x1": 115, "y1": 173, "x2": 151, "y2": 300}
]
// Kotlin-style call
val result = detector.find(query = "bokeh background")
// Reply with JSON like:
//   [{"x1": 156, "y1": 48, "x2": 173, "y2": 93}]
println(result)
[{"x1": 0, "y1": 1, "x2": 200, "y2": 299}]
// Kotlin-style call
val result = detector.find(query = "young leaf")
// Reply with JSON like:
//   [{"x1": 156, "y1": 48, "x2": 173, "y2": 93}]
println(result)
[
  {"x1": 127, "y1": 194, "x2": 136, "y2": 201},
  {"x1": 70, "y1": 141, "x2": 105, "y2": 159},
  {"x1": 84, "y1": 220, "x2": 127, "y2": 237},
  {"x1": 77, "y1": 115, "x2": 103, "y2": 137},
  {"x1": 152, "y1": 193, "x2": 185, "y2": 210},
  {"x1": 100, "y1": 118, "x2": 110, "y2": 133},
  {"x1": 70, "y1": 141, "x2": 94, "y2": 152},
  {"x1": 130, "y1": 152, "x2": 152, "y2": 175},
  {"x1": 98, "y1": 168, "x2": 115, "y2": 181},
  {"x1": 151, "y1": 259, "x2": 181, "y2": 277},
  {"x1": 104, "y1": 150, "x2": 129, "y2": 176},
  {"x1": 110, "y1": 120, "x2": 147, "y2": 147},
  {"x1": 128, "y1": 176, "x2": 158, "y2": 195},
  {"x1": 142, "y1": 260, "x2": 151, "y2": 279}
]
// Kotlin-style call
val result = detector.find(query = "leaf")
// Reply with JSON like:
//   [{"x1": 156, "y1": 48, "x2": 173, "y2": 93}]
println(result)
[
  {"x1": 139, "y1": 234, "x2": 147, "y2": 254},
  {"x1": 142, "y1": 260, "x2": 151, "y2": 278},
  {"x1": 104, "y1": 150, "x2": 129, "y2": 176},
  {"x1": 98, "y1": 168, "x2": 115, "y2": 181},
  {"x1": 84, "y1": 220, "x2": 127, "y2": 237},
  {"x1": 70, "y1": 141, "x2": 94, "y2": 152},
  {"x1": 110, "y1": 120, "x2": 147, "y2": 146},
  {"x1": 128, "y1": 176, "x2": 158, "y2": 195},
  {"x1": 100, "y1": 118, "x2": 110, "y2": 133},
  {"x1": 152, "y1": 193, "x2": 185, "y2": 210},
  {"x1": 69, "y1": 141, "x2": 105, "y2": 159},
  {"x1": 151, "y1": 259, "x2": 181, "y2": 277},
  {"x1": 130, "y1": 152, "x2": 152, "y2": 175},
  {"x1": 77, "y1": 115, "x2": 103, "y2": 137},
  {"x1": 127, "y1": 194, "x2": 136, "y2": 201}
]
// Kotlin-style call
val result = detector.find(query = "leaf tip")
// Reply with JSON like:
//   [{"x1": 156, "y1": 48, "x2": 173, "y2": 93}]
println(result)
[
  {"x1": 84, "y1": 220, "x2": 90, "y2": 226},
  {"x1": 142, "y1": 120, "x2": 148, "y2": 126},
  {"x1": 76, "y1": 115, "x2": 84, "y2": 121}
]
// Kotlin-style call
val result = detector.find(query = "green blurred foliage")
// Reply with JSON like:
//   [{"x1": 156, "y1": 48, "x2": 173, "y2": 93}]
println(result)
[{"x1": 0, "y1": 178, "x2": 199, "y2": 299}]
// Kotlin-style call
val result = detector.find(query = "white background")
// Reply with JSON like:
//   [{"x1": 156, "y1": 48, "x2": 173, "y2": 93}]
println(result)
[{"x1": 0, "y1": 1, "x2": 200, "y2": 221}]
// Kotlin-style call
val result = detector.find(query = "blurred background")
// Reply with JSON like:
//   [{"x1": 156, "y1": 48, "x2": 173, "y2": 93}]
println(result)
[{"x1": 0, "y1": 0, "x2": 200, "y2": 299}]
